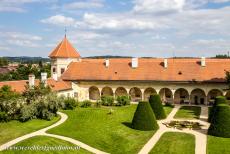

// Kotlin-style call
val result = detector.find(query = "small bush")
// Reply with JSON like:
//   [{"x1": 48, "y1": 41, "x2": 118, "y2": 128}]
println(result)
[
  {"x1": 19, "y1": 104, "x2": 37, "y2": 122},
  {"x1": 101, "y1": 96, "x2": 114, "y2": 106},
  {"x1": 208, "y1": 96, "x2": 227, "y2": 122},
  {"x1": 149, "y1": 94, "x2": 166, "y2": 120},
  {"x1": 116, "y1": 95, "x2": 130, "y2": 106},
  {"x1": 0, "y1": 112, "x2": 10, "y2": 122},
  {"x1": 80, "y1": 100, "x2": 92, "y2": 108},
  {"x1": 64, "y1": 98, "x2": 78, "y2": 110},
  {"x1": 132, "y1": 101, "x2": 159, "y2": 131},
  {"x1": 94, "y1": 100, "x2": 102, "y2": 108},
  {"x1": 165, "y1": 102, "x2": 174, "y2": 107},
  {"x1": 208, "y1": 104, "x2": 230, "y2": 138}
]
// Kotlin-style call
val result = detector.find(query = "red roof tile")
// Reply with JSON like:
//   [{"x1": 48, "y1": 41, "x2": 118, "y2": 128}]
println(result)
[
  {"x1": 49, "y1": 36, "x2": 80, "y2": 58},
  {"x1": 61, "y1": 58, "x2": 230, "y2": 82},
  {"x1": 0, "y1": 79, "x2": 72, "y2": 93}
]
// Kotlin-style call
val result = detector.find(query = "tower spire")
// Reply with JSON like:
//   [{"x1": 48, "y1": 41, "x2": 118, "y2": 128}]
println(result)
[{"x1": 64, "y1": 27, "x2": 67, "y2": 38}]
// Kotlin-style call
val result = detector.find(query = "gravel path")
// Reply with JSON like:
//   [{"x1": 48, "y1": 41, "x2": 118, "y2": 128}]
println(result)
[{"x1": 138, "y1": 105, "x2": 210, "y2": 154}]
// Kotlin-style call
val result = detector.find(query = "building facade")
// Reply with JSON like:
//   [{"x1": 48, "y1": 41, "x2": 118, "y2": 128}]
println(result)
[{"x1": 48, "y1": 37, "x2": 230, "y2": 105}]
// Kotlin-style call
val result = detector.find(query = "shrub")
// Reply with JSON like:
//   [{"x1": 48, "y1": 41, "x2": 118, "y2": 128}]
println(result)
[
  {"x1": 149, "y1": 94, "x2": 166, "y2": 120},
  {"x1": 80, "y1": 100, "x2": 92, "y2": 108},
  {"x1": 41, "y1": 109, "x2": 54, "y2": 121},
  {"x1": 208, "y1": 104, "x2": 230, "y2": 138},
  {"x1": 208, "y1": 96, "x2": 227, "y2": 122},
  {"x1": 116, "y1": 95, "x2": 130, "y2": 106},
  {"x1": 0, "y1": 112, "x2": 10, "y2": 122},
  {"x1": 101, "y1": 96, "x2": 114, "y2": 106},
  {"x1": 132, "y1": 101, "x2": 159, "y2": 131},
  {"x1": 64, "y1": 98, "x2": 78, "y2": 110},
  {"x1": 19, "y1": 104, "x2": 37, "y2": 122},
  {"x1": 94, "y1": 100, "x2": 102, "y2": 108},
  {"x1": 165, "y1": 102, "x2": 174, "y2": 107}
]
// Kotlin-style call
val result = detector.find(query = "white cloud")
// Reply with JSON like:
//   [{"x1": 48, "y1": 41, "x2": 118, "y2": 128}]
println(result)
[
  {"x1": 0, "y1": 0, "x2": 56, "y2": 12},
  {"x1": 133, "y1": 0, "x2": 185, "y2": 14},
  {"x1": 63, "y1": 0, "x2": 104, "y2": 9},
  {"x1": 41, "y1": 15, "x2": 75, "y2": 26},
  {"x1": 0, "y1": 31, "x2": 42, "y2": 47},
  {"x1": 81, "y1": 13, "x2": 165, "y2": 30}
]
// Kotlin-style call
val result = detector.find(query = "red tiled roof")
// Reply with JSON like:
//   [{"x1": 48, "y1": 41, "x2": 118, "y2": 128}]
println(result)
[
  {"x1": 49, "y1": 36, "x2": 80, "y2": 58},
  {"x1": 61, "y1": 58, "x2": 230, "y2": 82},
  {"x1": 0, "y1": 78, "x2": 72, "y2": 93}
]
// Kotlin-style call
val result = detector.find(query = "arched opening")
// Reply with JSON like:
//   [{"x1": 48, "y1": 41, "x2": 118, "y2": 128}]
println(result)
[
  {"x1": 207, "y1": 89, "x2": 223, "y2": 105},
  {"x1": 159, "y1": 88, "x2": 173, "y2": 104},
  {"x1": 101, "y1": 87, "x2": 113, "y2": 97},
  {"x1": 129, "y1": 87, "x2": 142, "y2": 102},
  {"x1": 190, "y1": 88, "x2": 206, "y2": 105},
  {"x1": 115, "y1": 87, "x2": 128, "y2": 97},
  {"x1": 174, "y1": 88, "x2": 189, "y2": 104},
  {"x1": 89, "y1": 86, "x2": 100, "y2": 100},
  {"x1": 144, "y1": 87, "x2": 157, "y2": 101},
  {"x1": 225, "y1": 90, "x2": 230, "y2": 104}
]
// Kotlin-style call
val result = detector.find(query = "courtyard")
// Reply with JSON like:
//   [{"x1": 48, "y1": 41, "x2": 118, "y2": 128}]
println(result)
[{"x1": 0, "y1": 104, "x2": 229, "y2": 154}]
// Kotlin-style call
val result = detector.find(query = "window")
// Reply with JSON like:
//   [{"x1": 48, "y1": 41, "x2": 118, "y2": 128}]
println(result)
[
  {"x1": 61, "y1": 68, "x2": 65, "y2": 74},
  {"x1": 67, "y1": 93, "x2": 70, "y2": 97},
  {"x1": 74, "y1": 92, "x2": 78, "y2": 98},
  {"x1": 53, "y1": 67, "x2": 56, "y2": 73}
]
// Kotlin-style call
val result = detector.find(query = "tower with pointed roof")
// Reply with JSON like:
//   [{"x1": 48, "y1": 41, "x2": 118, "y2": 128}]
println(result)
[{"x1": 49, "y1": 36, "x2": 81, "y2": 78}]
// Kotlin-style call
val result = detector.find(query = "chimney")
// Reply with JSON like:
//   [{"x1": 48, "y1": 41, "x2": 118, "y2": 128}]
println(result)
[
  {"x1": 105, "y1": 59, "x2": 109, "y2": 67},
  {"x1": 52, "y1": 72, "x2": 58, "y2": 81},
  {"x1": 132, "y1": 58, "x2": 138, "y2": 68},
  {"x1": 41, "y1": 72, "x2": 47, "y2": 86},
  {"x1": 28, "y1": 74, "x2": 35, "y2": 88},
  {"x1": 201, "y1": 57, "x2": 206, "y2": 67},
  {"x1": 164, "y1": 59, "x2": 168, "y2": 68}
]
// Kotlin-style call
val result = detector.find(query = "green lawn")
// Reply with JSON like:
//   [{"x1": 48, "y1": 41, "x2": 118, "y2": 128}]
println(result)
[
  {"x1": 174, "y1": 106, "x2": 201, "y2": 119},
  {"x1": 2, "y1": 136, "x2": 91, "y2": 154},
  {"x1": 207, "y1": 135, "x2": 230, "y2": 154},
  {"x1": 163, "y1": 105, "x2": 174, "y2": 116},
  {"x1": 48, "y1": 105, "x2": 155, "y2": 154},
  {"x1": 0, "y1": 116, "x2": 60, "y2": 145},
  {"x1": 150, "y1": 132, "x2": 195, "y2": 154}
]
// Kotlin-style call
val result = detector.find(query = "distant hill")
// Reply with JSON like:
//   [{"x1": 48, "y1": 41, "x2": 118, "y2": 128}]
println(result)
[
  {"x1": 84, "y1": 55, "x2": 132, "y2": 59},
  {"x1": 4, "y1": 56, "x2": 50, "y2": 64}
]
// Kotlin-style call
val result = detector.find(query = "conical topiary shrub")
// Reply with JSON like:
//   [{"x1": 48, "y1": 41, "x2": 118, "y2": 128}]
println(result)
[
  {"x1": 208, "y1": 96, "x2": 227, "y2": 122},
  {"x1": 208, "y1": 104, "x2": 230, "y2": 138},
  {"x1": 149, "y1": 94, "x2": 166, "y2": 120},
  {"x1": 132, "y1": 101, "x2": 159, "y2": 131}
]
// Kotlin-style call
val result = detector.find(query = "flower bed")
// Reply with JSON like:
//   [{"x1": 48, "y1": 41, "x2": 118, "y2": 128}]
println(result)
[{"x1": 163, "y1": 121, "x2": 203, "y2": 130}]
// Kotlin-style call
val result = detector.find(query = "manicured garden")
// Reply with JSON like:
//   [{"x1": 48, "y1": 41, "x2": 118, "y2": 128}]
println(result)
[
  {"x1": 207, "y1": 135, "x2": 230, "y2": 154},
  {"x1": 0, "y1": 116, "x2": 60, "y2": 145},
  {"x1": 174, "y1": 106, "x2": 201, "y2": 119},
  {"x1": 149, "y1": 132, "x2": 195, "y2": 154},
  {"x1": 48, "y1": 105, "x2": 155, "y2": 154},
  {"x1": 2, "y1": 136, "x2": 90, "y2": 154}
]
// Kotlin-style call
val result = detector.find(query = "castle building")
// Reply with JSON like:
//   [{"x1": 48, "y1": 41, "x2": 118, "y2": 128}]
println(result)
[{"x1": 1, "y1": 36, "x2": 230, "y2": 105}]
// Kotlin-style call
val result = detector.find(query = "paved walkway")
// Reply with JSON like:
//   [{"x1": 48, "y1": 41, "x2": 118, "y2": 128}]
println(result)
[
  {"x1": 138, "y1": 105, "x2": 210, "y2": 154},
  {"x1": 0, "y1": 112, "x2": 108, "y2": 154}
]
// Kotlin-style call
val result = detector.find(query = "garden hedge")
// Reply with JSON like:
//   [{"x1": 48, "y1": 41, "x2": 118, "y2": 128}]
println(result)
[
  {"x1": 132, "y1": 101, "x2": 159, "y2": 131},
  {"x1": 208, "y1": 96, "x2": 227, "y2": 122},
  {"x1": 149, "y1": 94, "x2": 166, "y2": 120},
  {"x1": 208, "y1": 104, "x2": 230, "y2": 138}
]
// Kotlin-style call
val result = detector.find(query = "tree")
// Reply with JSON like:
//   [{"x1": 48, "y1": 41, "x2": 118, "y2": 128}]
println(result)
[
  {"x1": 208, "y1": 104, "x2": 230, "y2": 138},
  {"x1": 208, "y1": 96, "x2": 227, "y2": 122},
  {"x1": 132, "y1": 101, "x2": 159, "y2": 131},
  {"x1": 149, "y1": 94, "x2": 166, "y2": 120},
  {"x1": 225, "y1": 71, "x2": 230, "y2": 89},
  {"x1": 22, "y1": 82, "x2": 52, "y2": 104}
]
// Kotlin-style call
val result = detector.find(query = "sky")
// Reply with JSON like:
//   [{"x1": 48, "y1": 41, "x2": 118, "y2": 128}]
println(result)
[{"x1": 0, "y1": 0, "x2": 230, "y2": 58}]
